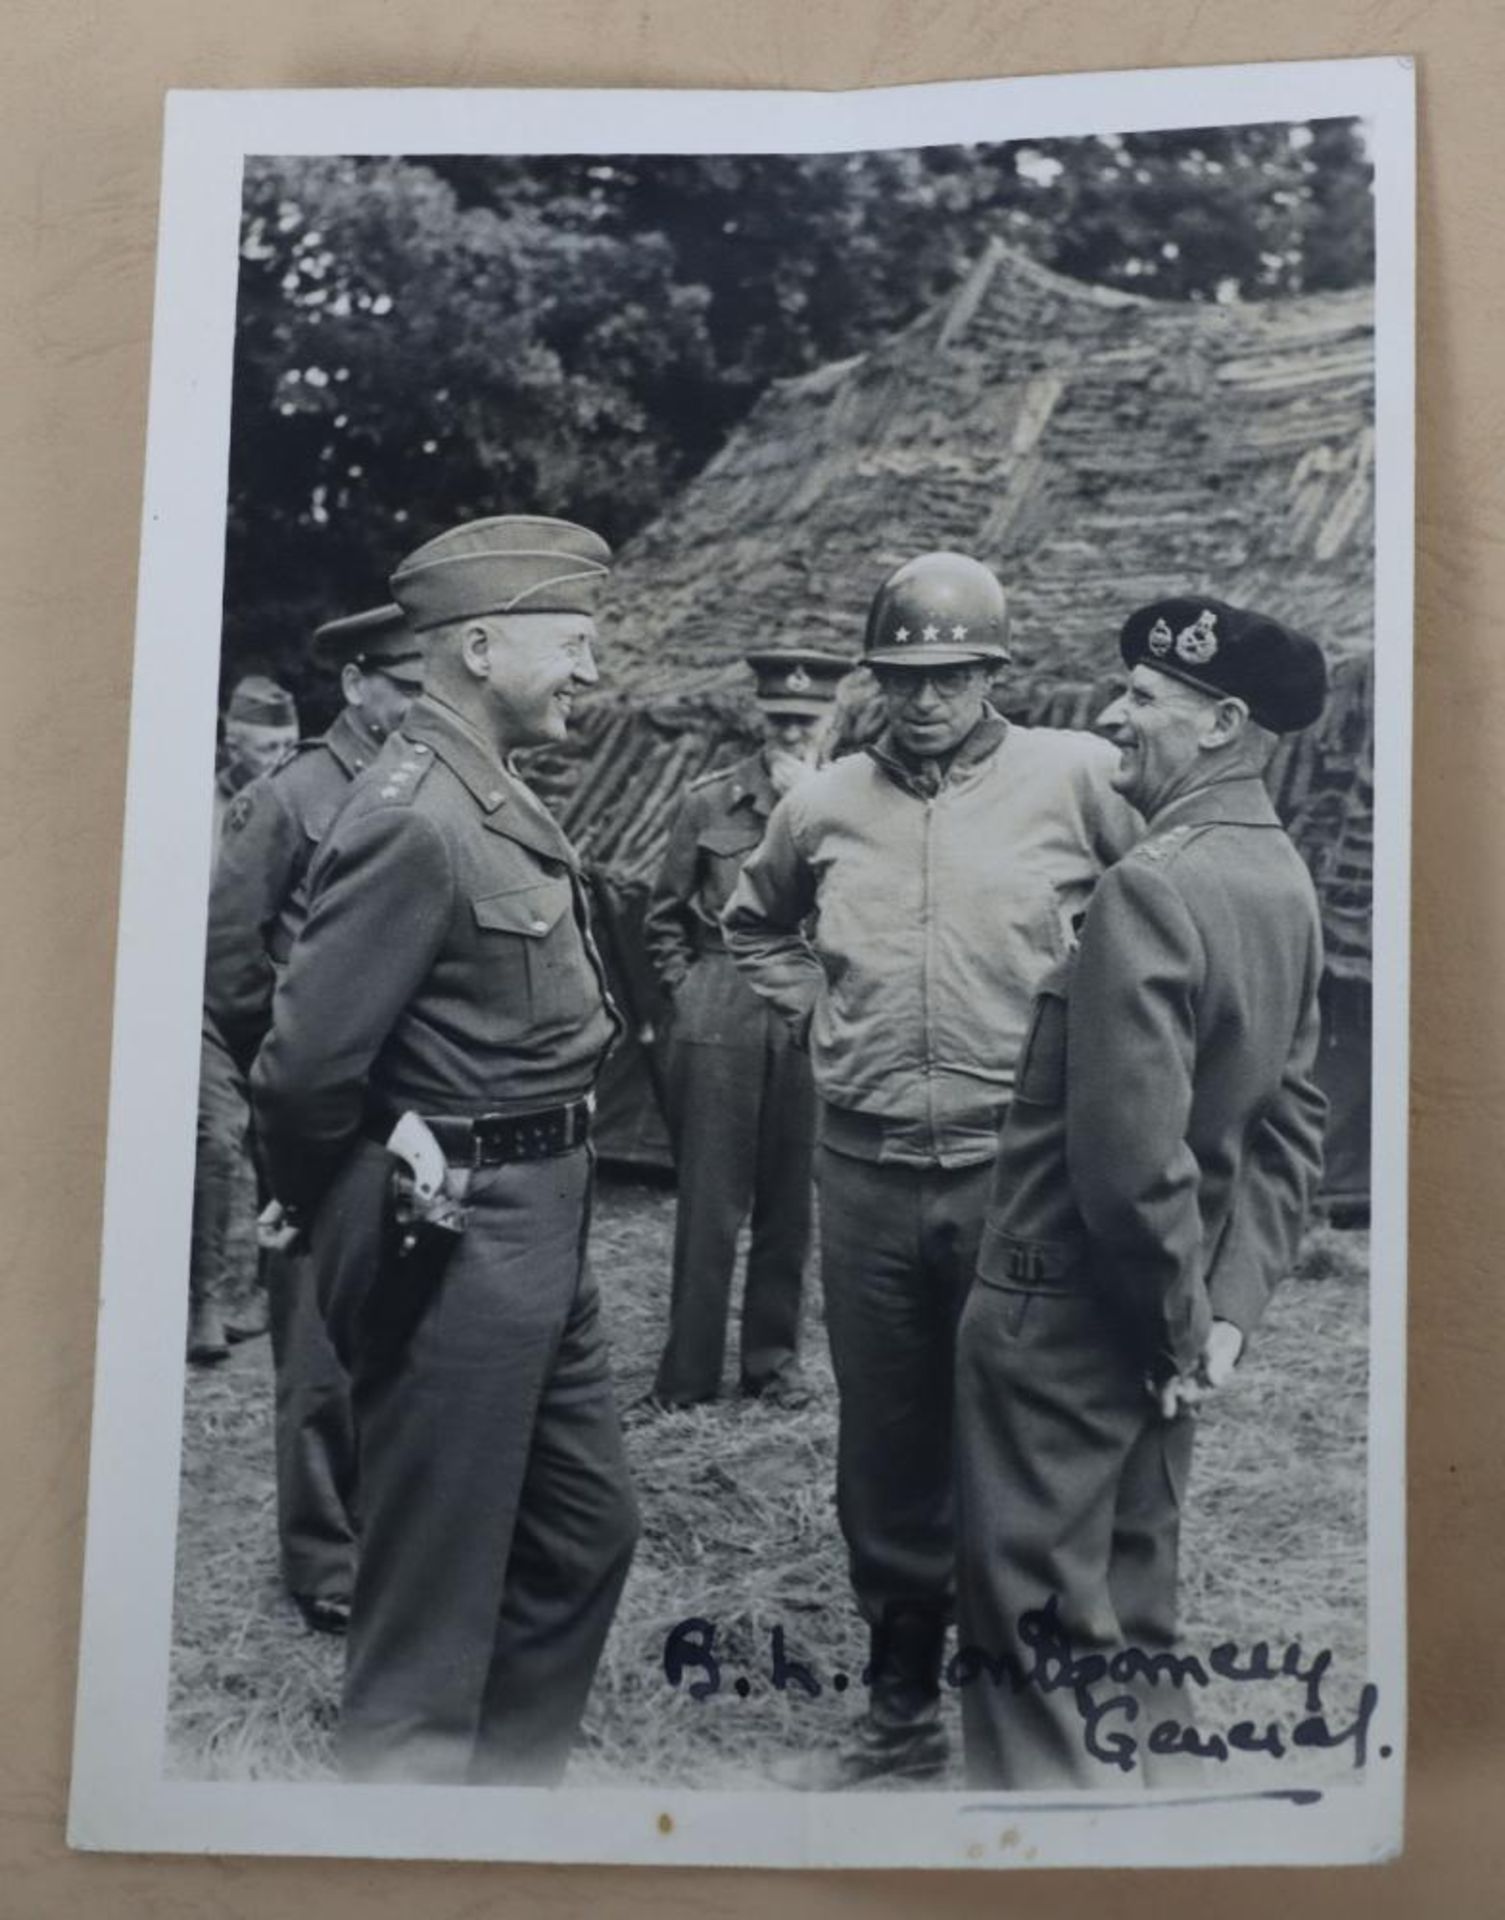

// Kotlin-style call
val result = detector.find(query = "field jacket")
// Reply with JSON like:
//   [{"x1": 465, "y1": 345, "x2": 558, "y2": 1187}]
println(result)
[
  {"x1": 976, "y1": 775, "x2": 1328, "y2": 1375},
  {"x1": 722, "y1": 713, "x2": 1137, "y2": 1166}
]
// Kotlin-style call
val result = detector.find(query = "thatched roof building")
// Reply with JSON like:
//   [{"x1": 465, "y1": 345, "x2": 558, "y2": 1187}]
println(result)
[
  {"x1": 533, "y1": 241, "x2": 1375, "y2": 1192},
  {"x1": 539, "y1": 240, "x2": 1374, "y2": 970}
]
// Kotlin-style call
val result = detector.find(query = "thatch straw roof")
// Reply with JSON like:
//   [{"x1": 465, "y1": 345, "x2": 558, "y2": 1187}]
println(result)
[{"x1": 530, "y1": 241, "x2": 1376, "y2": 976}]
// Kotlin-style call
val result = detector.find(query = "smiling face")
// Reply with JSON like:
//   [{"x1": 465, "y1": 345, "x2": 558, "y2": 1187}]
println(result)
[
  {"x1": 872, "y1": 661, "x2": 991, "y2": 759},
  {"x1": 1096, "y1": 664, "x2": 1221, "y2": 818},
  {"x1": 469, "y1": 612, "x2": 600, "y2": 751}
]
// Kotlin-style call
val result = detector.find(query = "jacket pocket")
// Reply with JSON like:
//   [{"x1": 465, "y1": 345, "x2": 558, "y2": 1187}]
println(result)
[
  {"x1": 473, "y1": 877, "x2": 573, "y2": 939},
  {"x1": 471, "y1": 877, "x2": 576, "y2": 1019},
  {"x1": 1013, "y1": 990, "x2": 1067, "y2": 1105}
]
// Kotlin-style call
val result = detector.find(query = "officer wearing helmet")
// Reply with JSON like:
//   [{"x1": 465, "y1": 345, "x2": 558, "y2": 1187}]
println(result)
[{"x1": 724, "y1": 551, "x2": 1139, "y2": 1787}]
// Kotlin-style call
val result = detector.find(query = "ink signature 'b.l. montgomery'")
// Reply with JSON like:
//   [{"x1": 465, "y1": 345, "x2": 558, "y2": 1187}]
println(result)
[{"x1": 663, "y1": 1596, "x2": 1383, "y2": 1774}]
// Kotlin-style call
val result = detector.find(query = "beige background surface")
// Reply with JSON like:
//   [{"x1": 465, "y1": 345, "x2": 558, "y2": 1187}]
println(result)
[{"x1": 2, "y1": 1, "x2": 1493, "y2": 1912}]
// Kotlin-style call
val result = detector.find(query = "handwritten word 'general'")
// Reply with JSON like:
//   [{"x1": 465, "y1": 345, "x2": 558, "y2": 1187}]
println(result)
[{"x1": 662, "y1": 1597, "x2": 1383, "y2": 1774}]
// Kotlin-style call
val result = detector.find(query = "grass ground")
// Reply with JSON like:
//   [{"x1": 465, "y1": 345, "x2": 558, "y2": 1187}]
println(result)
[{"x1": 168, "y1": 1180, "x2": 1371, "y2": 1791}]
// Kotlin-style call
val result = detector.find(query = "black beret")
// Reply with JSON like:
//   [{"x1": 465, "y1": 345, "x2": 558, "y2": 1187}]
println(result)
[{"x1": 1119, "y1": 596, "x2": 1328, "y2": 734}]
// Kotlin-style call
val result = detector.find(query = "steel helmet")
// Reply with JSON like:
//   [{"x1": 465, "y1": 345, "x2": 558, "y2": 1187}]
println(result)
[{"x1": 863, "y1": 551, "x2": 1012, "y2": 667}]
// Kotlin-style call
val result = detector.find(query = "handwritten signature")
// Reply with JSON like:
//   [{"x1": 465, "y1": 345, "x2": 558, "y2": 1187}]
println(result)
[{"x1": 663, "y1": 1596, "x2": 1382, "y2": 1774}]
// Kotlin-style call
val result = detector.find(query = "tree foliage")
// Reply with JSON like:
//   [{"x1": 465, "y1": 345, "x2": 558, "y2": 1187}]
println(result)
[{"x1": 224, "y1": 125, "x2": 1373, "y2": 711}]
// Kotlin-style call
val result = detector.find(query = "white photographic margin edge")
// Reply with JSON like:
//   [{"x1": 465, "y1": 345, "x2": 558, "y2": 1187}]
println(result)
[{"x1": 68, "y1": 55, "x2": 1415, "y2": 1870}]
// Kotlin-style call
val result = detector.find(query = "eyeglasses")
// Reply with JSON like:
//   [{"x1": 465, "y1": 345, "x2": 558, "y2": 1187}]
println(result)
[{"x1": 871, "y1": 664, "x2": 983, "y2": 699}]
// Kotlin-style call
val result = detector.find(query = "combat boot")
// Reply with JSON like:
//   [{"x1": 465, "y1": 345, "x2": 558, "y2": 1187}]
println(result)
[
  {"x1": 186, "y1": 1292, "x2": 230, "y2": 1366},
  {"x1": 769, "y1": 1606, "x2": 952, "y2": 1789}
]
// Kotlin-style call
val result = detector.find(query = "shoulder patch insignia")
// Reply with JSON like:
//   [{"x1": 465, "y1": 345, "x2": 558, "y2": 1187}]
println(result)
[{"x1": 225, "y1": 790, "x2": 255, "y2": 833}]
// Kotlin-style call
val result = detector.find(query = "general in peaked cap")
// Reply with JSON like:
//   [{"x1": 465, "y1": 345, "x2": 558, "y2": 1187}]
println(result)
[
  {"x1": 743, "y1": 647, "x2": 852, "y2": 719},
  {"x1": 312, "y1": 604, "x2": 425, "y2": 687},
  {"x1": 389, "y1": 515, "x2": 612, "y2": 632},
  {"x1": 1119, "y1": 596, "x2": 1328, "y2": 733}
]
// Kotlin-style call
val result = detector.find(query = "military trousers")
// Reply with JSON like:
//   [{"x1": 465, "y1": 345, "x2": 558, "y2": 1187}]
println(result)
[
  {"x1": 189, "y1": 1025, "x2": 258, "y2": 1314},
  {"x1": 264, "y1": 1246, "x2": 357, "y2": 1604},
  {"x1": 655, "y1": 983, "x2": 815, "y2": 1404},
  {"x1": 312, "y1": 1138, "x2": 640, "y2": 1785},
  {"x1": 954, "y1": 1276, "x2": 1195, "y2": 1789},
  {"x1": 817, "y1": 1143, "x2": 993, "y2": 1655}
]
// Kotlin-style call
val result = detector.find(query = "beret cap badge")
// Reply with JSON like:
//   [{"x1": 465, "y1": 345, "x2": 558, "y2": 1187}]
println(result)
[
  {"x1": 1147, "y1": 617, "x2": 1175, "y2": 657},
  {"x1": 1174, "y1": 609, "x2": 1221, "y2": 666}
]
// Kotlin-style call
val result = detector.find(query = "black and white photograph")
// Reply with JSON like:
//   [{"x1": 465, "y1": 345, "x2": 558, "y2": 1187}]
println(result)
[{"x1": 70, "y1": 62, "x2": 1413, "y2": 1870}]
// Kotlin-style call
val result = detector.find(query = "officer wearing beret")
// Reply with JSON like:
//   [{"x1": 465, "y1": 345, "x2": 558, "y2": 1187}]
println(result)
[
  {"x1": 189, "y1": 672, "x2": 302, "y2": 1366},
  {"x1": 203, "y1": 605, "x2": 424, "y2": 1632},
  {"x1": 642, "y1": 648, "x2": 849, "y2": 1411},
  {"x1": 252, "y1": 517, "x2": 640, "y2": 1785},
  {"x1": 724, "y1": 553, "x2": 1139, "y2": 1785},
  {"x1": 954, "y1": 597, "x2": 1330, "y2": 1788}
]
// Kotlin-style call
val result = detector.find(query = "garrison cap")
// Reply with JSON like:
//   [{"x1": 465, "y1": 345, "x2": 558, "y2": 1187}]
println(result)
[
  {"x1": 1119, "y1": 596, "x2": 1328, "y2": 734},
  {"x1": 743, "y1": 647, "x2": 852, "y2": 719},
  {"x1": 389, "y1": 515, "x2": 612, "y2": 633},
  {"x1": 864, "y1": 551, "x2": 1012, "y2": 667},
  {"x1": 226, "y1": 674, "x2": 298, "y2": 730},
  {"x1": 312, "y1": 603, "x2": 424, "y2": 685}
]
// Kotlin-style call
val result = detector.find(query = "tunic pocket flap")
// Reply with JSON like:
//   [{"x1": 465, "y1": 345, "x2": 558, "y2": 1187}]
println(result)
[
  {"x1": 698, "y1": 823, "x2": 765, "y2": 858},
  {"x1": 473, "y1": 878, "x2": 572, "y2": 939}
]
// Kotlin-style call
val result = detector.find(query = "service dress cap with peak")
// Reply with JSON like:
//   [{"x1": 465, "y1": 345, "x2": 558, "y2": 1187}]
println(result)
[
  {"x1": 864, "y1": 551, "x2": 1013, "y2": 667},
  {"x1": 743, "y1": 647, "x2": 853, "y2": 719},
  {"x1": 312, "y1": 603, "x2": 425, "y2": 686},
  {"x1": 389, "y1": 515, "x2": 612, "y2": 633},
  {"x1": 1119, "y1": 596, "x2": 1328, "y2": 734}
]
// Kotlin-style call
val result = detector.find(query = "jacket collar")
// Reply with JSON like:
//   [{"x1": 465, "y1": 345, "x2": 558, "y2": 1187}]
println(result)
[
  {"x1": 324, "y1": 705, "x2": 384, "y2": 778},
  {"x1": 401, "y1": 696, "x2": 578, "y2": 867},
  {"x1": 1147, "y1": 771, "x2": 1283, "y2": 835},
  {"x1": 867, "y1": 706, "x2": 1009, "y2": 797},
  {"x1": 727, "y1": 750, "x2": 779, "y2": 818}
]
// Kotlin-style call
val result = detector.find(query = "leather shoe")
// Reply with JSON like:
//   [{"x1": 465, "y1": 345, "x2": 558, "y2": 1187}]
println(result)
[
  {"x1": 744, "y1": 1370, "x2": 815, "y2": 1411},
  {"x1": 294, "y1": 1593, "x2": 352, "y2": 1636},
  {"x1": 767, "y1": 1718, "x2": 950, "y2": 1791}
]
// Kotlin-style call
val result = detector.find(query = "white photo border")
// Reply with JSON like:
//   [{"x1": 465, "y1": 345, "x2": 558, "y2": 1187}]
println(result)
[{"x1": 69, "y1": 57, "x2": 1415, "y2": 1868}]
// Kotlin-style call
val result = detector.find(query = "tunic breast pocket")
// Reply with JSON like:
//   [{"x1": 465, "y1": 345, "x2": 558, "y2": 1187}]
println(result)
[
  {"x1": 697, "y1": 824, "x2": 764, "y2": 911},
  {"x1": 472, "y1": 876, "x2": 575, "y2": 1014}
]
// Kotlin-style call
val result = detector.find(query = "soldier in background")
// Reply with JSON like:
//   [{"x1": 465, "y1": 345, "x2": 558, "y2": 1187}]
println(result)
[
  {"x1": 204, "y1": 606, "x2": 424, "y2": 1633},
  {"x1": 725, "y1": 552, "x2": 1139, "y2": 1787},
  {"x1": 188, "y1": 673, "x2": 300, "y2": 1364},
  {"x1": 213, "y1": 675, "x2": 299, "y2": 836},
  {"x1": 642, "y1": 648, "x2": 850, "y2": 1411}
]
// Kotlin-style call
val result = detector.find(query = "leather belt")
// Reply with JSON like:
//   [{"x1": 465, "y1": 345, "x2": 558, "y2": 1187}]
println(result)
[{"x1": 367, "y1": 1098, "x2": 592, "y2": 1167}]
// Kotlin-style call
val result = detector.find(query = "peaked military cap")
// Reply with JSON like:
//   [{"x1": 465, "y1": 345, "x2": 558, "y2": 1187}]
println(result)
[
  {"x1": 390, "y1": 515, "x2": 612, "y2": 632},
  {"x1": 743, "y1": 647, "x2": 852, "y2": 718},
  {"x1": 1120, "y1": 596, "x2": 1328, "y2": 734},
  {"x1": 864, "y1": 551, "x2": 1012, "y2": 667},
  {"x1": 312, "y1": 603, "x2": 424, "y2": 685},
  {"x1": 226, "y1": 674, "x2": 298, "y2": 729}
]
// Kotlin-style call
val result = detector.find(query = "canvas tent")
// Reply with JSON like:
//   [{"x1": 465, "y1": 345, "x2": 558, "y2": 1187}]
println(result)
[{"x1": 525, "y1": 241, "x2": 1375, "y2": 1204}]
